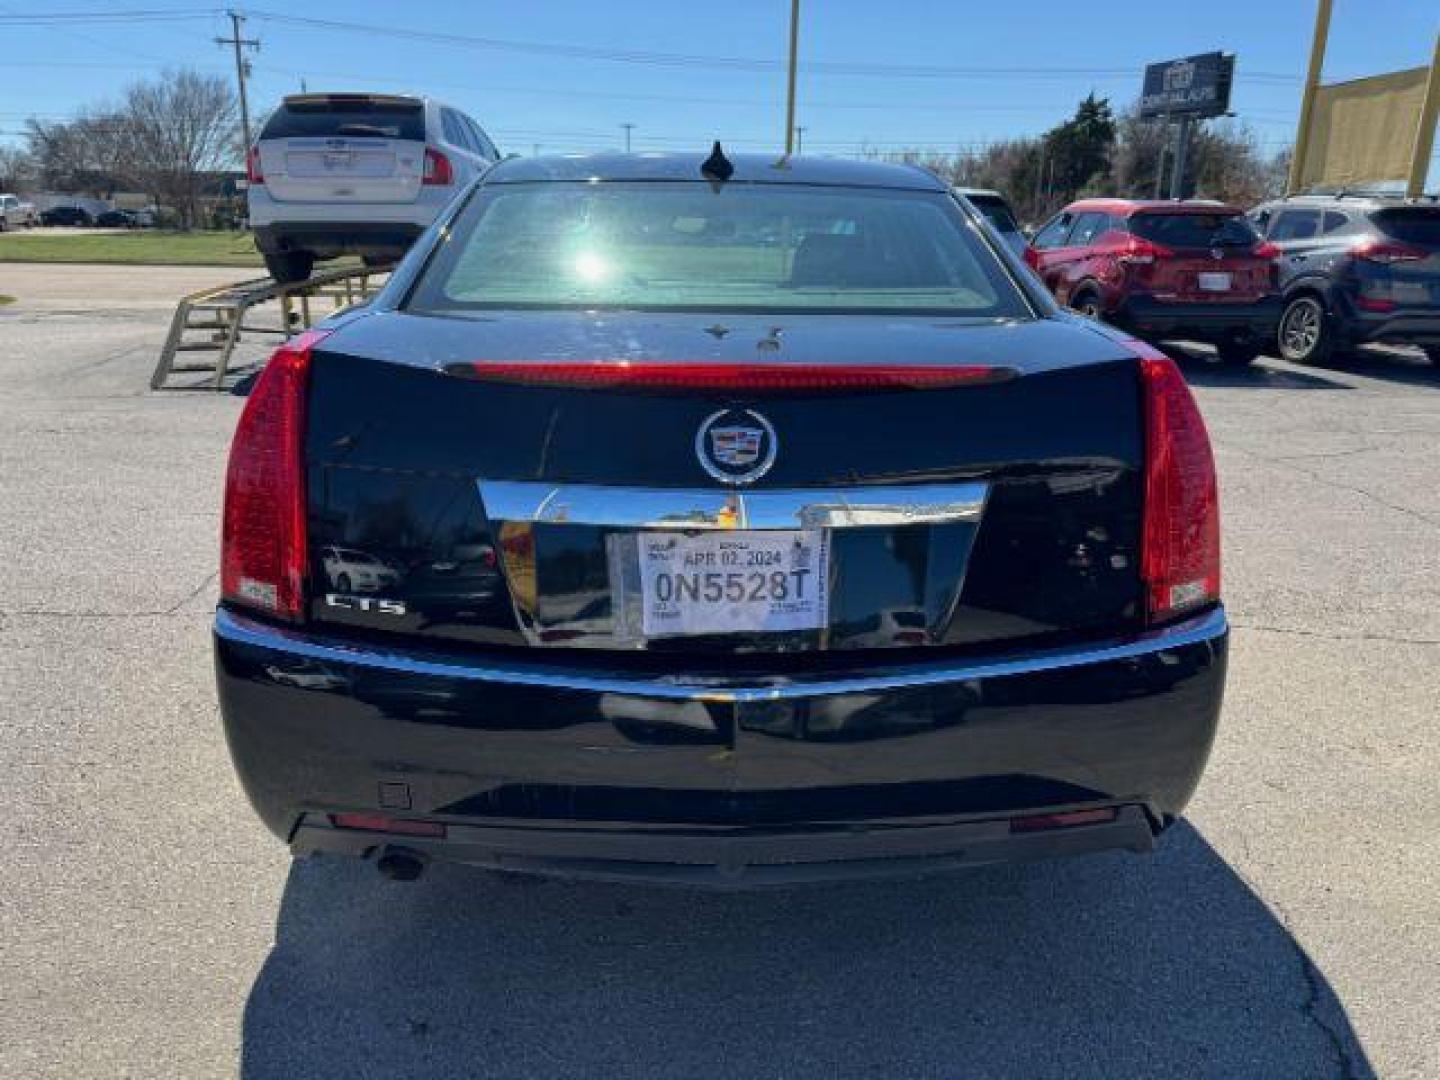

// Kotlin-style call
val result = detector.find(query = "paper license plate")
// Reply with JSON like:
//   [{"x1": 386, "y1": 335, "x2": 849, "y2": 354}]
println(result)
[
  {"x1": 637, "y1": 530, "x2": 829, "y2": 637},
  {"x1": 1197, "y1": 272, "x2": 1232, "y2": 292}
]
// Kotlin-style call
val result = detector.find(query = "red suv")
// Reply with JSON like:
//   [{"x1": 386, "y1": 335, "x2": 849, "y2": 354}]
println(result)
[{"x1": 1025, "y1": 199, "x2": 1282, "y2": 365}]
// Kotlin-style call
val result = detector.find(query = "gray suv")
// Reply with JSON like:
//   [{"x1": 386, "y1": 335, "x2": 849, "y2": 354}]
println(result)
[{"x1": 1249, "y1": 194, "x2": 1440, "y2": 365}]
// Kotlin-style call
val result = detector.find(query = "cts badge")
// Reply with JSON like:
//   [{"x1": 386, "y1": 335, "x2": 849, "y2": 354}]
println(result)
[
  {"x1": 695, "y1": 408, "x2": 777, "y2": 485},
  {"x1": 325, "y1": 594, "x2": 407, "y2": 616}
]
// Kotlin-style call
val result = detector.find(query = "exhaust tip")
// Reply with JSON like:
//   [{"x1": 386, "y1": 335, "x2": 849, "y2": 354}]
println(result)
[{"x1": 376, "y1": 846, "x2": 427, "y2": 882}]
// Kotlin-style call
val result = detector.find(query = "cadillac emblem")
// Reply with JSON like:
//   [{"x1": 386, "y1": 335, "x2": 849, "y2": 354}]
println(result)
[{"x1": 695, "y1": 408, "x2": 777, "y2": 485}]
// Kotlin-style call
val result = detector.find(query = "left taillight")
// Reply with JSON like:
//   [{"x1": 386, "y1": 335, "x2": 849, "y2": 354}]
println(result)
[
  {"x1": 220, "y1": 329, "x2": 329, "y2": 620},
  {"x1": 1137, "y1": 345, "x2": 1221, "y2": 624},
  {"x1": 245, "y1": 145, "x2": 263, "y2": 185},
  {"x1": 423, "y1": 147, "x2": 453, "y2": 186}
]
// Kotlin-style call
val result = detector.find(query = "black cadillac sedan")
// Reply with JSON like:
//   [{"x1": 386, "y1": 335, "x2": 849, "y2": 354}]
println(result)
[{"x1": 215, "y1": 151, "x2": 1227, "y2": 885}]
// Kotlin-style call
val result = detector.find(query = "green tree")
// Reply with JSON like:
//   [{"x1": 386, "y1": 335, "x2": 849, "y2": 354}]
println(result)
[{"x1": 1042, "y1": 93, "x2": 1116, "y2": 197}]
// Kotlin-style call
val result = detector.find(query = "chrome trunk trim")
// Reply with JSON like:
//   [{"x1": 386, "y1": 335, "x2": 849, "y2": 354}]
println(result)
[
  {"x1": 215, "y1": 606, "x2": 1227, "y2": 703},
  {"x1": 477, "y1": 481, "x2": 990, "y2": 531}
]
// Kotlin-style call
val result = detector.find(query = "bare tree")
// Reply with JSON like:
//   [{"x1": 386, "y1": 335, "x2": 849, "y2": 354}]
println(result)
[
  {"x1": 25, "y1": 109, "x2": 135, "y2": 196},
  {"x1": 23, "y1": 70, "x2": 239, "y2": 225},
  {"x1": 0, "y1": 145, "x2": 40, "y2": 193},
  {"x1": 873, "y1": 98, "x2": 1292, "y2": 223},
  {"x1": 121, "y1": 70, "x2": 239, "y2": 228}
]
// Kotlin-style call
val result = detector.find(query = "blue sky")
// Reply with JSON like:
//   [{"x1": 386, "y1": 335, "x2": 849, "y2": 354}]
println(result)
[{"x1": 0, "y1": 0, "x2": 1435, "y2": 178}]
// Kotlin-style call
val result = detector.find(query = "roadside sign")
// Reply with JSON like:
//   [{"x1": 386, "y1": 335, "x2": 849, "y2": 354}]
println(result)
[{"x1": 1140, "y1": 52, "x2": 1235, "y2": 119}]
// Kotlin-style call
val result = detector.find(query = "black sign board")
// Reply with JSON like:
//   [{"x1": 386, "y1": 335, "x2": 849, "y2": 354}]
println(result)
[{"x1": 1140, "y1": 52, "x2": 1235, "y2": 118}]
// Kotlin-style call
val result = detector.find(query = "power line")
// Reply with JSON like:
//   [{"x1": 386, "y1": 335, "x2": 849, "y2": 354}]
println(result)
[
  {"x1": 242, "y1": 10, "x2": 1305, "y2": 84},
  {"x1": 0, "y1": 9, "x2": 217, "y2": 23}
]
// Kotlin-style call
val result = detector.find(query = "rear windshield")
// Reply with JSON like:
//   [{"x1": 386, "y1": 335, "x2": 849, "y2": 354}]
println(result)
[
  {"x1": 1128, "y1": 212, "x2": 1258, "y2": 248},
  {"x1": 260, "y1": 99, "x2": 424, "y2": 141},
  {"x1": 409, "y1": 182, "x2": 1030, "y2": 317},
  {"x1": 1372, "y1": 209, "x2": 1440, "y2": 248},
  {"x1": 966, "y1": 194, "x2": 1021, "y2": 235}
]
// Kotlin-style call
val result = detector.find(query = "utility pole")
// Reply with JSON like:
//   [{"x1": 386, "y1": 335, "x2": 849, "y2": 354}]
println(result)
[
  {"x1": 1153, "y1": 115, "x2": 1169, "y2": 198},
  {"x1": 621, "y1": 123, "x2": 634, "y2": 153},
  {"x1": 783, "y1": 0, "x2": 800, "y2": 155},
  {"x1": 216, "y1": 9, "x2": 260, "y2": 153},
  {"x1": 796, "y1": 126, "x2": 806, "y2": 154}
]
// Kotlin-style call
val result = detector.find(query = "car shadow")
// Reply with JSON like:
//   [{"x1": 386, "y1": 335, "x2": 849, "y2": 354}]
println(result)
[
  {"x1": 240, "y1": 823, "x2": 1373, "y2": 1079},
  {"x1": 1161, "y1": 344, "x2": 1354, "y2": 390},
  {"x1": 1305, "y1": 345, "x2": 1440, "y2": 389},
  {"x1": 1165, "y1": 341, "x2": 1439, "y2": 391}
]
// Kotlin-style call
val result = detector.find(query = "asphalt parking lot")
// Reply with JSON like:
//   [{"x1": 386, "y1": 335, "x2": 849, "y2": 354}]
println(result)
[{"x1": 1, "y1": 261, "x2": 1436, "y2": 1079}]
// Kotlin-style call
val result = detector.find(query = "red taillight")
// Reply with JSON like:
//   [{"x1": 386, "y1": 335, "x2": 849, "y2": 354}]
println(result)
[
  {"x1": 220, "y1": 330, "x2": 329, "y2": 619},
  {"x1": 1117, "y1": 236, "x2": 1172, "y2": 266},
  {"x1": 1352, "y1": 237, "x2": 1427, "y2": 264},
  {"x1": 447, "y1": 361, "x2": 1015, "y2": 393},
  {"x1": 1355, "y1": 295, "x2": 1398, "y2": 313},
  {"x1": 245, "y1": 145, "x2": 263, "y2": 185},
  {"x1": 331, "y1": 812, "x2": 446, "y2": 838},
  {"x1": 423, "y1": 147, "x2": 453, "y2": 186},
  {"x1": 1136, "y1": 346, "x2": 1220, "y2": 623},
  {"x1": 1253, "y1": 241, "x2": 1280, "y2": 260}
]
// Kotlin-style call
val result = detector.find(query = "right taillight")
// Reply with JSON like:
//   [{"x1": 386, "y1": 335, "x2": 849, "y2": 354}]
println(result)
[
  {"x1": 423, "y1": 147, "x2": 453, "y2": 186},
  {"x1": 1137, "y1": 347, "x2": 1221, "y2": 623},
  {"x1": 245, "y1": 145, "x2": 264, "y2": 185},
  {"x1": 220, "y1": 330, "x2": 329, "y2": 620},
  {"x1": 1352, "y1": 237, "x2": 1427, "y2": 264}
]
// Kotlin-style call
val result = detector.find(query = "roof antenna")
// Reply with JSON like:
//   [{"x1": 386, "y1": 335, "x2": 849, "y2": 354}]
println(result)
[{"x1": 701, "y1": 141, "x2": 734, "y2": 182}]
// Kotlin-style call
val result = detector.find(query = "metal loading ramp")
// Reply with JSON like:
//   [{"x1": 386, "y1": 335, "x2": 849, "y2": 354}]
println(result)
[{"x1": 150, "y1": 263, "x2": 391, "y2": 390}]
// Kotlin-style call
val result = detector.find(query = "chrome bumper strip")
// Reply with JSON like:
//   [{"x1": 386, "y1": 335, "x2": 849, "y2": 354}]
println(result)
[
  {"x1": 477, "y1": 480, "x2": 990, "y2": 531},
  {"x1": 216, "y1": 606, "x2": 1227, "y2": 703}
]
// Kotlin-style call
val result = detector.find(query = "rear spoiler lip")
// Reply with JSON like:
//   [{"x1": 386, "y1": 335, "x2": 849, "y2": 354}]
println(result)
[
  {"x1": 281, "y1": 92, "x2": 422, "y2": 110},
  {"x1": 442, "y1": 360, "x2": 1019, "y2": 393}
]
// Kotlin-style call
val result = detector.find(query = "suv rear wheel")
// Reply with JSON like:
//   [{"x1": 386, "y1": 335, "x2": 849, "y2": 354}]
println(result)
[
  {"x1": 1277, "y1": 295, "x2": 1335, "y2": 365},
  {"x1": 264, "y1": 250, "x2": 314, "y2": 285}
]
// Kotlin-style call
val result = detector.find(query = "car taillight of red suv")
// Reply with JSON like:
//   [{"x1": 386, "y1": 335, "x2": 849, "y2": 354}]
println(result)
[{"x1": 1026, "y1": 199, "x2": 1283, "y2": 366}]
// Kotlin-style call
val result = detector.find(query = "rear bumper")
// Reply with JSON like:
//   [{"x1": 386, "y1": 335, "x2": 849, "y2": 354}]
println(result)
[
  {"x1": 1114, "y1": 295, "x2": 1282, "y2": 341},
  {"x1": 1338, "y1": 307, "x2": 1440, "y2": 347},
  {"x1": 215, "y1": 605, "x2": 1228, "y2": 885},
  {"x1": 254, "y1": 221, "x2": 424, "y2": 259},
  {"x1": 291, "y1": 805, "x2": 1158, "y2": 887}
]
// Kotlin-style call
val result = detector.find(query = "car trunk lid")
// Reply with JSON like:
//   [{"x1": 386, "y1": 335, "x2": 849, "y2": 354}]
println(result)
[
  {"x1": 1360, "y1": 207, "x2": 1440, "y2": 310},
  {"x1": 256, "y1": 94, "x2": 425, "y2": 205},
  {"x1": 300, "y1": 312, "x2": 1146, "y2": 657},
  {"x1": 1126, "y1": 209, "x2": 1274, "y2": 302}
]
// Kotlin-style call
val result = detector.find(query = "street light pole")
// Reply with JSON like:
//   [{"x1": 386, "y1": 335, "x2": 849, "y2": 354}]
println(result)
[
  {"x1": 783, "y1": 0, "x2": 801, "y2": 155},
  {"x1": 621, "y1": 123, "x2": 635, "y2": 153},
  {"x1": 796, "y1": 126, "x2": 807, "y2": 154}
]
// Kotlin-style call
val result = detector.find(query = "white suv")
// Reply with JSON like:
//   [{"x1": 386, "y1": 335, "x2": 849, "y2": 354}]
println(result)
[
  {"x1": 0, "y1": 194, "x2": 37, "y2": 230},
  {"x1": 246, "y1": 93, "x2": 500, "y2": 283}
]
